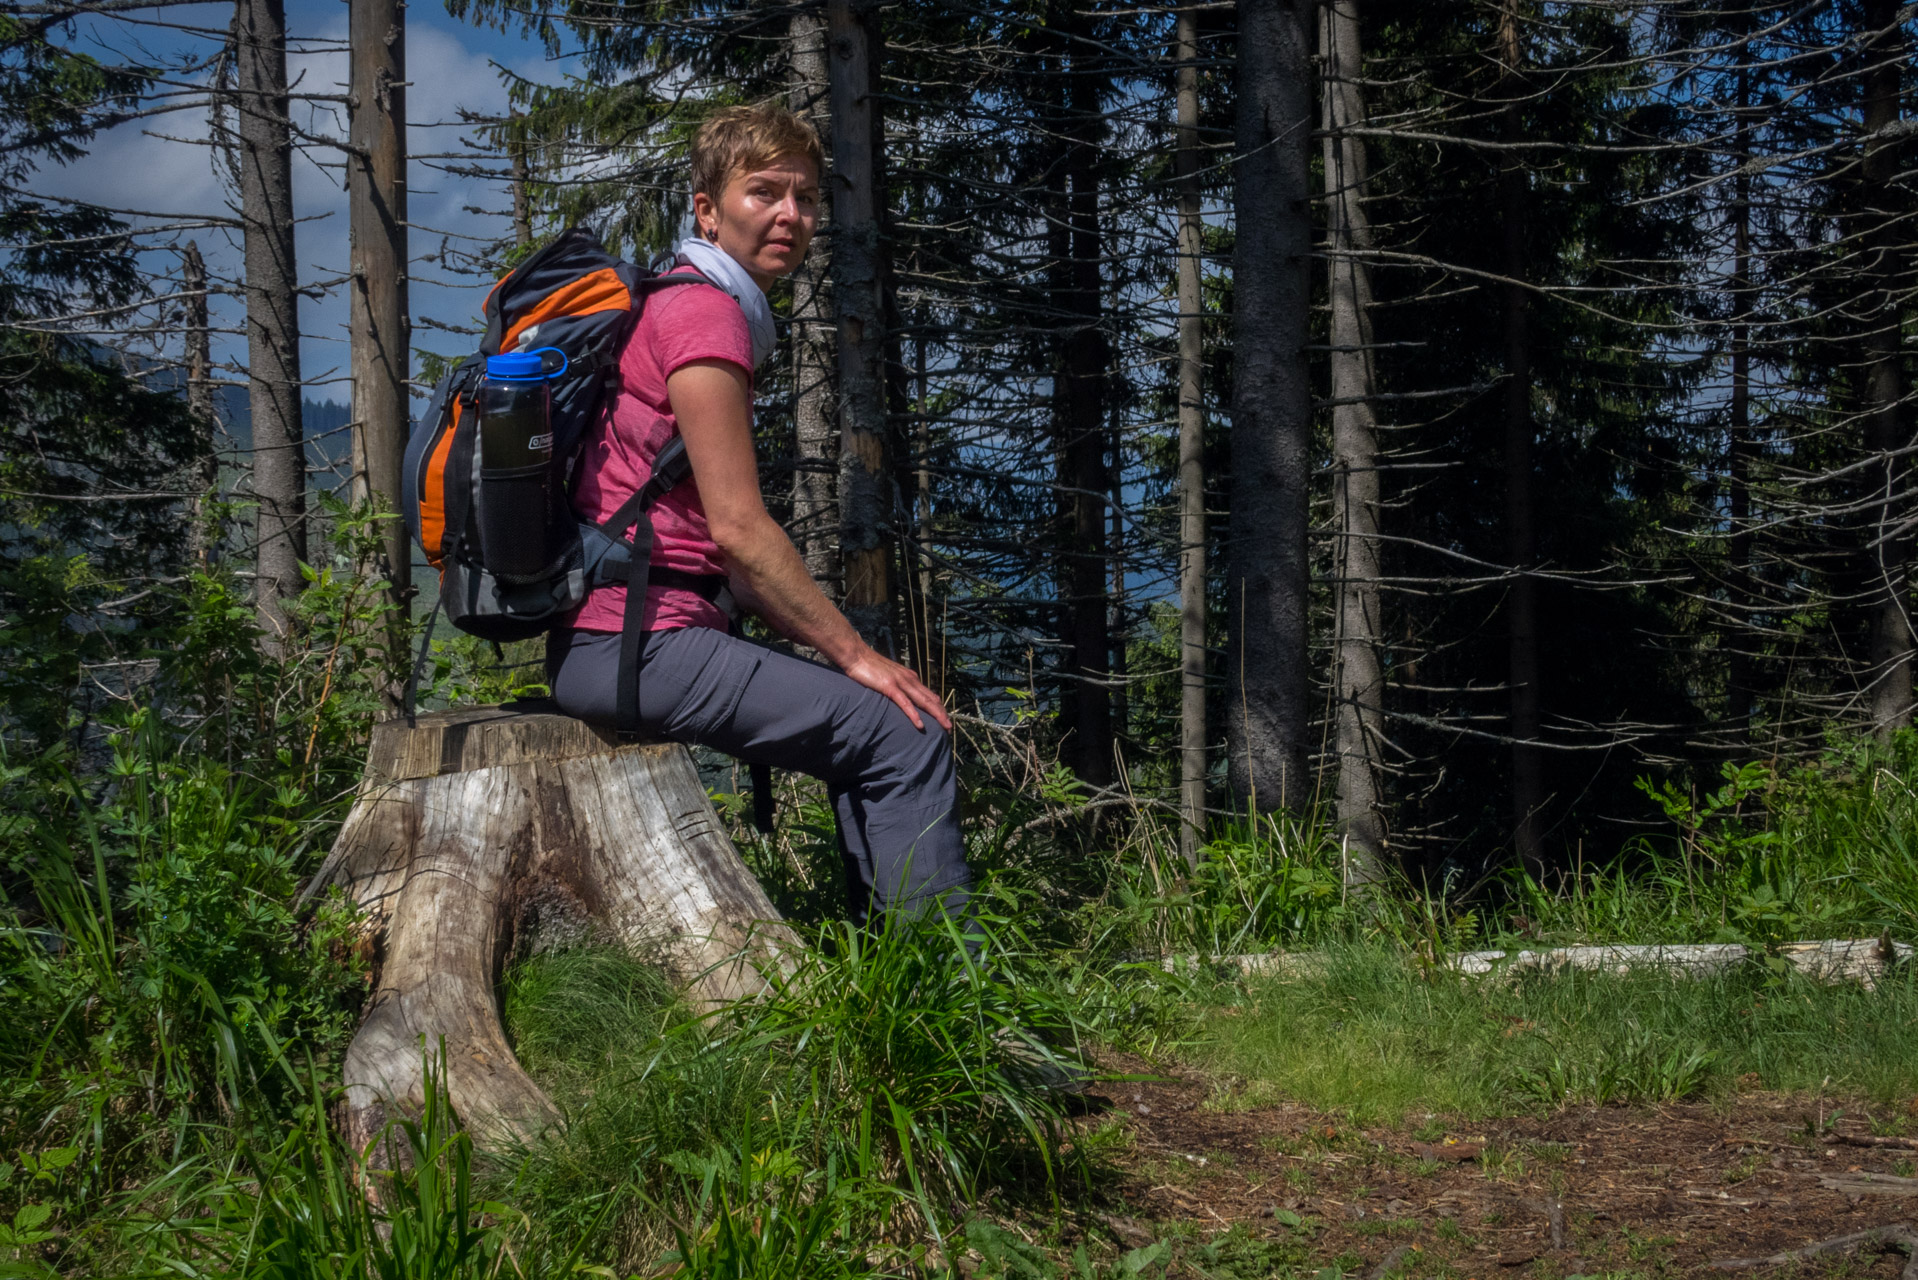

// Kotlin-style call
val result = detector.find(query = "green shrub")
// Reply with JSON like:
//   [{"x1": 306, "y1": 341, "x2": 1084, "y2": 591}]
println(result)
[
  {"x1": 1508, "y1": 736, "x2": 1918, "y2": 946},
  {"x1": 0, "y1": 712, "x2": 362, "y2": 1229}
]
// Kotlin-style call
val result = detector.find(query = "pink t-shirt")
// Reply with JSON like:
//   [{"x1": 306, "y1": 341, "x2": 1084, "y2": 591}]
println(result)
[{"x1": 565, "y1": 268, "x2": 752, "y2": 634}]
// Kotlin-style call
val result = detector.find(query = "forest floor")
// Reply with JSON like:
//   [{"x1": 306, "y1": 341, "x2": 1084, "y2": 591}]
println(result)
[{"x1": 1068, "y1": 1051, "x2": 1918, "y2": 1280}]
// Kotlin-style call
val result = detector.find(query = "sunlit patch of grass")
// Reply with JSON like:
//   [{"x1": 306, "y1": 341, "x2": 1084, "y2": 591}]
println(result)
[{"x1": 1188, "y1": 943, "x2": 1918, "y2": 1123}]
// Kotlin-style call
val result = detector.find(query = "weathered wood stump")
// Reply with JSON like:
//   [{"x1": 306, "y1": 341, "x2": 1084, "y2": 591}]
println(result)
[{"x1": 304, "y1": 701, "x2": 795, "y2": 1151}]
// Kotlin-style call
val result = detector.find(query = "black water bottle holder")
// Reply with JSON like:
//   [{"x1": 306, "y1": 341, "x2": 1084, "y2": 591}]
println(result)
[{"x1": 477, "y1": 460, "x2": 564, "y2": 583}]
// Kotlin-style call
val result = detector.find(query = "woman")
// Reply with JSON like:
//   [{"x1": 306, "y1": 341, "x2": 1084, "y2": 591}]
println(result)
[{"x1": 547, "y1": 103, "x2": 970, "y2": 926}]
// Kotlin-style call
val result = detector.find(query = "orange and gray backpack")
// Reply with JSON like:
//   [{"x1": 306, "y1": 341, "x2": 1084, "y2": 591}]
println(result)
[{"x1": 401, "y1": 227, "x2": 732, "y2": 741}]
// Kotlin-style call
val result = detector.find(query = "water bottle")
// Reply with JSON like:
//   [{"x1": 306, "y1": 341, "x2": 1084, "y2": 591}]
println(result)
[{"x1": 475, "y1": 347, "x2": 567, "y2": 579}]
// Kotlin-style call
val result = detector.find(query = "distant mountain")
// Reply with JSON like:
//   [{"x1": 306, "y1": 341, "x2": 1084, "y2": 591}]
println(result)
[
  {"x1": 118, "y1": 350, "x2": 357, "y2": 481},
  {"x1": 206, "y1": 386, "x2": 355, "y2": 478},
  {"x1": 302, "y1": 398, "x2": 355, "y2": 479}
]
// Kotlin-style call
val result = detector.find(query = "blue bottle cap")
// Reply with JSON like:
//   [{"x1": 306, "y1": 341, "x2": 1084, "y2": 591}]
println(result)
[{"x1": 485, "y1": 351, "x2": 547, "y2": 380}]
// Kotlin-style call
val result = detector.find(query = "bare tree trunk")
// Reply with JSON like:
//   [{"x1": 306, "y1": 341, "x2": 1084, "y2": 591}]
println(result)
[
  {"x1": 509, "y1": 120, "x2": 532, "y2": 250},
  {"x1": 347, "y1": 0, "x2": 411, "y2": 638},
  {"x1": 1041, "y1": 79, "x2": 1074, "y2": 763},
  {"x1": 1497, "y1": 1, "x2": 1544, "y2": 878},
  {"x1": 1727, "y1": 60, "x2": 1754, "y2": 737},
  {"x1": 1175, "y1": 4, "x2": 1208, "y2": 866},
  {"x1": 183, "y1": 240, "x2": 220, "y2": 567},
  {"x1": 827, "y1": 0, "x2": 891, "y2": 648},
  {"x1": 235, "y1": 0, "x2": 305, "y2": 649},
  {"x1": 910, "y1": 315, "x2": 937, "y2": 682},
  {"x1": 877, "y1": 167, "x2": 913, "y2": 655},
  {"x1": 790, "y1": 6, "x2": 840, "y2": 597},
  {"x1": 1058, "y1": 14, "x2": 1112, "y2": 789},
  {"x1": 183, "y1": 242, "x2": 215, "y2": 428},
  {"x1": 1860, "y1": 0, "x2": 1911, "y2": 736},
  {"x1": 1320, "y1": 0, "x2": 1388, "y2": 888},
  {"x1": 1227, "y1": 0, "x2": 1313, "y2": 811},
  {"x1": 1109, "y1": 422, "x2": 1128, "y2": 753}
]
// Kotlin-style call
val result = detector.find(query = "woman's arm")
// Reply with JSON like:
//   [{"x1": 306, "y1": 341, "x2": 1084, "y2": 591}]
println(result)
[{"x1": 667, "y1": 358, "x2": 950, "y2": 732}]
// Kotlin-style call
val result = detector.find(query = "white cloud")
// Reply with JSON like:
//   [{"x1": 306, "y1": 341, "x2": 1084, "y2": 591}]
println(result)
[{"x1": 29, "y1": 0, "x2": 565, "y2": 405}]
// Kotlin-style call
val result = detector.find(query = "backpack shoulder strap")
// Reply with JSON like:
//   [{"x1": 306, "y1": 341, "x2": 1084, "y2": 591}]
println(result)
[
  {"x1": 631, "y1": 265, "x2": 716, "y2": 305},
  {"x1": 603, "y1": 433, "x2": 696, "y2": 740},
  {"x1": 596, "y1": 262, "x2": 720, "y2": 741},
  {"x1": 598, "y1": 435, "x2": 691, "y2": 543}
]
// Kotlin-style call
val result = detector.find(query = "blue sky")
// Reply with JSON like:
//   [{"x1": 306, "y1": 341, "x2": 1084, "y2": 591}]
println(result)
[{"x1": 42, "y1": 0, "x2": 583, "y2": 404}]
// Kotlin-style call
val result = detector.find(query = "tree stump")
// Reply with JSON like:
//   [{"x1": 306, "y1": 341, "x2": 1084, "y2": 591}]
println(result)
[{"x1": 304, "y1": 701, "x2": 795, "y2": 1152}]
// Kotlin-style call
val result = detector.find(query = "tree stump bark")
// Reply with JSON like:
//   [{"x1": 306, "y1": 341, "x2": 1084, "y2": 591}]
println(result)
[{"x1": 304, "y1": 701, "x2": 795, "y2": 1152}]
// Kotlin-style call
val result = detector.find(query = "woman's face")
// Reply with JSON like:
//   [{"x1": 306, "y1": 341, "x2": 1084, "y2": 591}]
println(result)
[{"x1": 693, "y1": 155, "x2": 820, "y2": 288}]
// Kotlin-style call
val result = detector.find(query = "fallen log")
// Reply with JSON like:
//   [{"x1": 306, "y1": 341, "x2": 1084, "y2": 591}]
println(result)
[
  {"x1": 1165, "y1": 937, "x2": 1911, "y2": 987},
  {"x1": 302, "y1": 701, "x2": 796, "y2": 1152},
  {"x1": 1838, "y1": 1134, "x2": 1918, "y2": 1152},
  {"x1": 1821, "y1": 1173, "x2": 1918, "y2": 1199},
  {"x1": 1712, "y1": 1222, "x2": 1918, "y2": 1280},
  {"x1": 1446, "y1": 938, "x2": 1911, "y2": 986}
]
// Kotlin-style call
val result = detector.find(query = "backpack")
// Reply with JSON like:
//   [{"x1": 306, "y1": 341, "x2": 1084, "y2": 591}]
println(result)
[{"x1": 401, "y1": 227, "x2": 732, "y2": 742}]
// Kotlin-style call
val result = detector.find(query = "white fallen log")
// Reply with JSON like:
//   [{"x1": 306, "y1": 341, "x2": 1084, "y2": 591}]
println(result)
[
  {"x1": 303, "y1": 701, "x2": 796, "y2": 1152},
  {"x1": 1446, "y1": 938, "x2": 1911, "y2": 986},
  {"x1": 1164, "y1": 937, "x2": 1910, "y2": 988}
]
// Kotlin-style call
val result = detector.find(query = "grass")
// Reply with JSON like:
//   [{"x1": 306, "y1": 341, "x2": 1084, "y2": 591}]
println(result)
[
  {"x1": 199, "y1": 1059, "x2": 528, "y2": 1280},
  {"x1": 1190, "y1": 942, "x2": 1918, "y2": 1125},
  {"x1": 12, "y1": 576, "x2": 1918, "y2": 1275},
  {"x1": 489, "y1": 910, "x2": 1093, "y2": 1274}
]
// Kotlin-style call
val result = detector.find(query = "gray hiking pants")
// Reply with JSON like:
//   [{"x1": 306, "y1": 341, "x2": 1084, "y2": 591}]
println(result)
[{"x1": 546, "y1": 626, "x2": 971, "y2": 924}]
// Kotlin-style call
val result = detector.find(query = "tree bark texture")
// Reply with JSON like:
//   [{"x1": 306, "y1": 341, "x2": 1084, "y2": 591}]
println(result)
[
  {"x1": 1859, "y1": 0, "x2": 1912, "y2": 737},
  {"x1": 235, "y1": 0, "x2": 305, "y2": 647},
  {"x1": 183, "y1": 240, "x2": 220, "y2": 567},
  {"x1": 347, "y1": 0, "x2": 411, "y2": 619},
  {"x1": 306, "y1": 704, "x2": 796, "y2": 1153},
  {"x1": 1054, "y1": 8, "x2": 1112, "y2": 789},
  {"x1": 1175, "y1": 5, "x2": 1207, "y2": 866},
  {"x1": 827, "y1": 0, "x2": 893, "y2": 649},
  {"x1": 1320, "y1": 0, "x2": 1389, "y2": 886},
  {"x1": 790, "y1": 6, "x2": 841, "y2": 598},
  {"x1": 1227, "y1": 0, "x2": 1313, "y2": 811},
  {"x1": 1498, "y1": 2, "x2": 1544, "y2": 877}
]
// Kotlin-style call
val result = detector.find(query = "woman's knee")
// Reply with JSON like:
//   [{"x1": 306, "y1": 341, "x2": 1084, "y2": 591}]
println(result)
[{"x1": 863, "y1": 709, "x2": 954, "y2": 790}]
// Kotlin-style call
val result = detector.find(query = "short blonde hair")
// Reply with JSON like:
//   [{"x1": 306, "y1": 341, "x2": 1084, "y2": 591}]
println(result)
[{"x1": 690, "y1": 103, "x2": 824, "y2": 201}]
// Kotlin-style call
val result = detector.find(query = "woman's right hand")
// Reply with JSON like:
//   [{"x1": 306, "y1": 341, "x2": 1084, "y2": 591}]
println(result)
[{"x1": 839, "y1": 647, "x2": 952, "y2": 733}]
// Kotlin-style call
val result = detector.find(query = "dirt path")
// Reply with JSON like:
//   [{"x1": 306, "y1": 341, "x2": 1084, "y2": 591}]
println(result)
[{"x1": 1081, "y1": 1056, "x2": 1918, "y2": 1278}]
